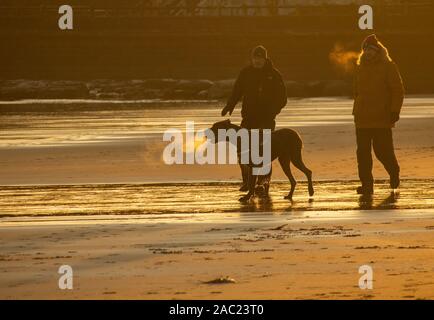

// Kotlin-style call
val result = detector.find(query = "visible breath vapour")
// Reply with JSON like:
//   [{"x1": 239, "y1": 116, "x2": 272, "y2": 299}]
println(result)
[{"x1": 329, "y1": 43, "x2": 359, "y2": 74}]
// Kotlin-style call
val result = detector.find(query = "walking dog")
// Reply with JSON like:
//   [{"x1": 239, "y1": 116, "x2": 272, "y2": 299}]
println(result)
[{"x1": 208, "y1": 119, "x2": 314, "y2": 202}]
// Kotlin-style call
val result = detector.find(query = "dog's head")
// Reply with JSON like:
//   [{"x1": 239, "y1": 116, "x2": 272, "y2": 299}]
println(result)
[
  {"x1": 209, "y1": 119, "x2": 232, "y2": 134},
  {"x1": 206, "y1": 119, "x2": 234, "y2": 143}
]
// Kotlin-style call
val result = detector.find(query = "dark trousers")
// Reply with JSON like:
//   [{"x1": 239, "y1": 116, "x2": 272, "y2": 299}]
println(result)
[
  {"x1": 239, "y1": 118, "x2": 276, "y2": 185},
  {"x1": 356, "y1": 128, "x2": 400, "y2": 187}
]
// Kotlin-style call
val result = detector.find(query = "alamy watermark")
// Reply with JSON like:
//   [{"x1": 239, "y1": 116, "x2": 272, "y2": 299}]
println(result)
[
  {"x1": 162, "y1": 121, "x2": 272, "y2": 175},
  {"x1": 358, "y1": 265, "x2": 373, "y2": 290},
  {"x1": 58, "y1": 265, "x2": 73, "y2": 290},
  {"x1": 57, "y1": 4, "x2": 373, "y2": 31}
]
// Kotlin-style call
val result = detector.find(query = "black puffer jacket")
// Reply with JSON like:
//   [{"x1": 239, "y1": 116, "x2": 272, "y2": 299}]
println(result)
[{"x1": 225, "y1": 59, "x2": 287, "y2": 125}]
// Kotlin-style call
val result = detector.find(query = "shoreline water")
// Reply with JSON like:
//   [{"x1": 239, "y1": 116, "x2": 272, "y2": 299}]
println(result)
[
  {"x1": 1, "y1": 94, "x2": 433, "y2": 110},
  {"x1": 1, "y1": 180, "x2": 433, "y2": 220},
  {"x1": 0, "y1": 177, "x2": 432, "y2": 187}
]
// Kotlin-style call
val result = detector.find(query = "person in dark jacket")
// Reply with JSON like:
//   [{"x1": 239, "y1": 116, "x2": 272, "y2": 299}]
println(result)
[
  {"x1": 222, "y1": 45, "x2": 287, "y2": 192},
  {"x1": 353, "y1": 34, "x2": 405, "y2": 195}
]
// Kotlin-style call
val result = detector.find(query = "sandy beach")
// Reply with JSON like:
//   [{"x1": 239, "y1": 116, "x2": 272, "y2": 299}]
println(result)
[
  {"x1": 0, "y1": 97, "x2": 433, "y2": 299},
  {"x1": 1, "y1": 208, "x2": 434, "y2": 299}
]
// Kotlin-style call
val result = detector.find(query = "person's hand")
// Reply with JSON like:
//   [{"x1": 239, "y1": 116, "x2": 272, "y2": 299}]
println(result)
[
  {"x1": 391, "y1": 112, "x2": 400, "y2": 124},
  {"x1": 221, "y1": 105, "x2": 233, "y2": 117}
]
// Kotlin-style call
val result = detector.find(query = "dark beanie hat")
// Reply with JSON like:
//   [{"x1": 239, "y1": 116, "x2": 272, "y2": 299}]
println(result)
[
  {"x1": 252, "y1": 45, "x2": 268, "y2": 59},
  {"x1": 362, "y1": 34, "x2": 380, "y2": 51}
]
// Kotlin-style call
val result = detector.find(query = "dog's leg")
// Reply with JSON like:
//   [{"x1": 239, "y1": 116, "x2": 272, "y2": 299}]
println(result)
[
  {"x1": 291, "y1": 151, "x2": 314, "y2": 197},
  {"x1": 279, "y1": 157, "x2": 296, "y2": 200},
  {"x1": 239, "y1": 168, "x2": 256, "y2": 202}
]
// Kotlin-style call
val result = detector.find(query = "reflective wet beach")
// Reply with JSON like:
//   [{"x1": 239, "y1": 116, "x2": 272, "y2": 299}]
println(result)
[
  {"x1": 0, "y1": 180, "x2": 433, "y2": 219},
  {"x1": 1, "y1": 97, "x2": 433, "y2": 148},
  {"x1": 0, "y1": 97, "x2": 433, "y2": 221}
]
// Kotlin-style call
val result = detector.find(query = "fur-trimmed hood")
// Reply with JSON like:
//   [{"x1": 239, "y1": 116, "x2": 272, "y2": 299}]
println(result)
[{"x1": 357, "y1": 43, "x2": 392, "y2": 66}]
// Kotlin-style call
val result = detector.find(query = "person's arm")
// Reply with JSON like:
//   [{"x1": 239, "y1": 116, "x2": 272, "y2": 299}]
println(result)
[
  {"x1": 222, "y1": 69, "x2": 244, "y2": 116},
  {"x1": 352, "y1": 68, "x2": 358, "y2": 116},
  {"x1": 387, "y1": 61, "x2": 405, "y2": 123},
  {"x1": 273, "y1": 72, "x2": 287, "y2": 116}
]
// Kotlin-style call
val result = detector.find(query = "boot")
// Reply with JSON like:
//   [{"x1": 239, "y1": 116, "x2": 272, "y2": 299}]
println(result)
[
  {"x1": 239, "y1": 183, "x2": 249, "y2": 192},
  {"x1": 357, "y1": 185, "x2": 374, "y2": 195},
  {"x1": 390, "y1": 172, "x2": 400, "y2": 189},
  {"x1": 255, "y1": 175, "x2": 270, "y2": 197}
]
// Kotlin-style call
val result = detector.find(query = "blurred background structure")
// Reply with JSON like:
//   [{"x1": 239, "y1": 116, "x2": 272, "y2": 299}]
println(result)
[{"x1": 0, "y1": 1, "x2": 433, "y2": 93}]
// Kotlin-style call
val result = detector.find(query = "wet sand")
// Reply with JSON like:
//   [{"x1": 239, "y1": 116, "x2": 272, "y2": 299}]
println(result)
[
  {"x1": 0, "y1": 180, "x2": 433, "y2": 218},
  {"x1": 1, "y1": 209, "x2": 434, "y2": 299}
]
